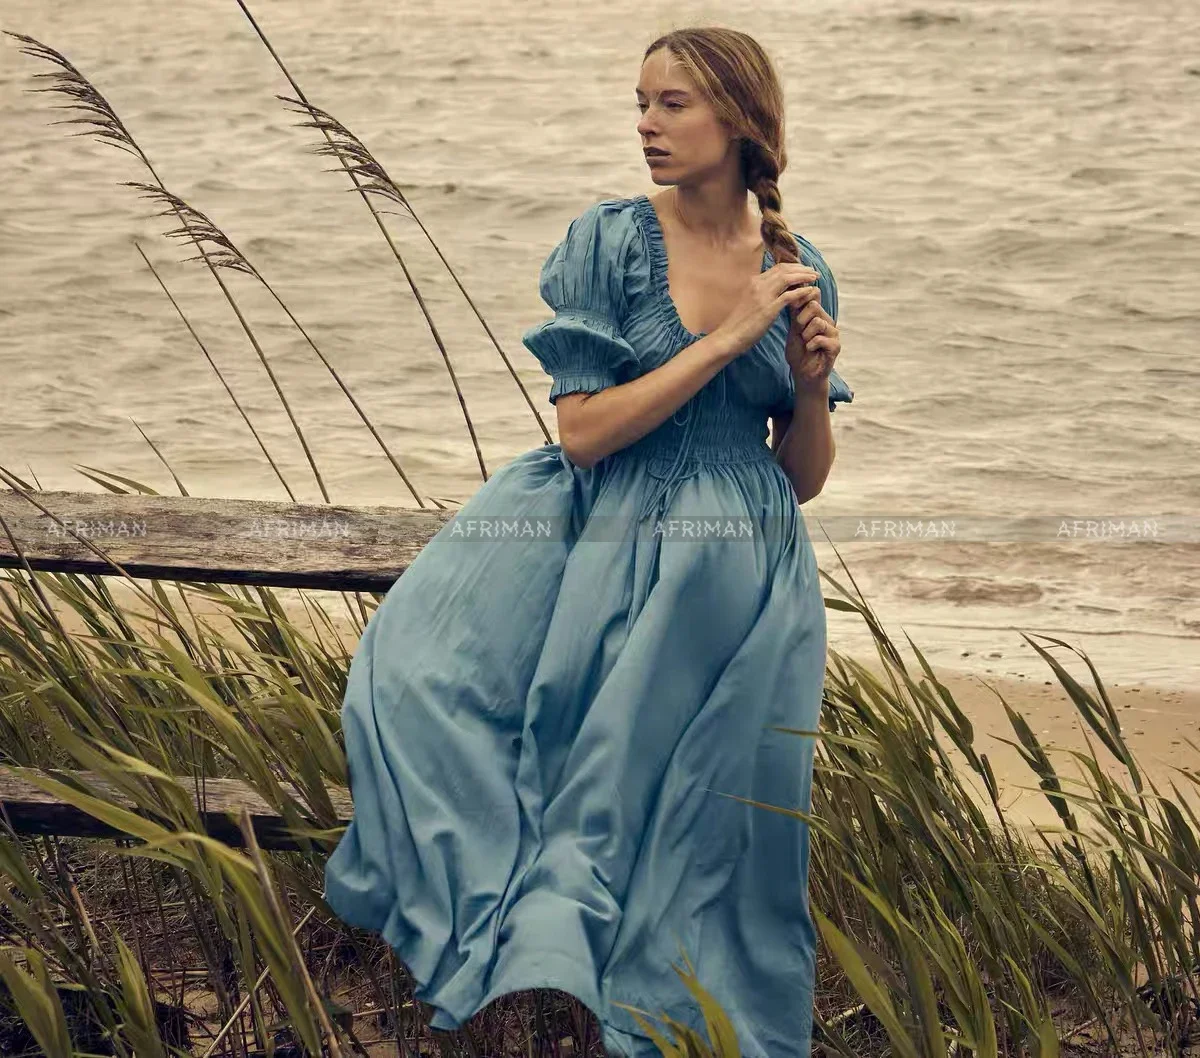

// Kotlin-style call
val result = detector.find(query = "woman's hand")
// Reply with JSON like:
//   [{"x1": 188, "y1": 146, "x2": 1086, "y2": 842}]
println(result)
[
  {"x1": 784, "y1": 289, "x2": 841, "y2": 389},
  {"x1": 711, "y1": 263, "x2": 823, "y2": 361}
]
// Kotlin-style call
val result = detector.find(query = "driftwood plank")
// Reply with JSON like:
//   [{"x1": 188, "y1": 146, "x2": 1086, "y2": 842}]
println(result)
[
  {"x1": 0, "y1": 766, "x2": 353, "y2": 851},
  {"x1": 0, "y1": 489, "x2": 455, "y2": 592}
]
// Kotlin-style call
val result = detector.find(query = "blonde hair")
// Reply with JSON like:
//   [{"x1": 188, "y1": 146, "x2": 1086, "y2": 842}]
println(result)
[{"x1": 642, "y1": 27, "x2": 801, "y2": 265}]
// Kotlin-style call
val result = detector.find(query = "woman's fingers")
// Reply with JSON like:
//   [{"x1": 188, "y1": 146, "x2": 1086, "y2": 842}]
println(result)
[
  {"x1": 784, "y1": 286, "x2": 823, "y2": 312},
  {"x1": 789, "y1": 304, "x2": 840, "y2": 359},
  {"x1": 770, "y1": 263, "x2": 822, "y2": 296},
  {"x1": 789, "y1": 298, "x2": 831, "y2": 335},
  {"x1": 801, "y1": 316, "x2": 826, "y2": 342},
  {"x1": 784, "y1": 287, "x2": 841, "y2": 373}
]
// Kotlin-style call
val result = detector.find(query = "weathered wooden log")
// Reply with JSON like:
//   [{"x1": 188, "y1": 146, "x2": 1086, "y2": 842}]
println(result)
[
  {"x1": 0, "y1": 489, "x2": 454, "y2": 592},
  {"x1": 0, "y1": 766, "x2": 353, "y2": 850}
]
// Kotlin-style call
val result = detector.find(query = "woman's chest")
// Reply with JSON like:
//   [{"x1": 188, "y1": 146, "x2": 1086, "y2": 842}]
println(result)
[
  {"x1": 664, "y1": 245, "x2": 767, "y2": 337},
  {"x1": 619, "y1": 300, "x2": 793, "y2": 413}
]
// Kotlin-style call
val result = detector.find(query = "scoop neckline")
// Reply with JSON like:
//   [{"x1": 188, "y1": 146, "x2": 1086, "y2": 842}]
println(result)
[{"x1": 632, "y1": 193, "x2": 773, "y2": 342}]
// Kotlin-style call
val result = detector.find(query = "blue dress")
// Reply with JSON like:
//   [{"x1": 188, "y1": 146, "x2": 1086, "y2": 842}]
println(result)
[{"x1": 324, "y1": 193, "x2": 854, "y2": 1057}]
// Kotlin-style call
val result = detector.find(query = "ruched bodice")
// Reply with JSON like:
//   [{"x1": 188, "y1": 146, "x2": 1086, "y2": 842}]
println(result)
[
  {"x1": 522, "y1": 194, "x2": 852, "y2": 523},
  {"x1": 325, "y1": 195, "x2": 858, "y2": 1058}
]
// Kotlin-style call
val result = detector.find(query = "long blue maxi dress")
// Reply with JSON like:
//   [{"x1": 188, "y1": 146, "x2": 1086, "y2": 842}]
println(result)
[{"x1": 324, "y1": 193, "x2": 854, "y2": 1057}]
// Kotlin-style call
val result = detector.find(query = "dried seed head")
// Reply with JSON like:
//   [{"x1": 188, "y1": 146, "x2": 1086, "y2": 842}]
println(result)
[
  {"x1": 5, "y1": 31, "x2": 144, "y2": 161},
  {"x1": 278, "y1": 94, "x2": 413, "y2": 217},
  {"x1": 121, "y1": 181, "x2": 257, "y2": 275}
]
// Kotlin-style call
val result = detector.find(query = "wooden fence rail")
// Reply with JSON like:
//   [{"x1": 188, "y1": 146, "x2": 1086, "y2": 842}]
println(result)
[
  {"x1": 0, "y1": 767, "x2": 353, "y2": 851},
  {"x1": 0, "y1": 488, "x2": 445, "y2": 845},
  {"x1": 0, "y1": 489, "x2": 454, "y2": 592}
]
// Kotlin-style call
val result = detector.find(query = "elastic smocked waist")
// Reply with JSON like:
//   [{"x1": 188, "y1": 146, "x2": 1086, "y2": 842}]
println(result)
[{"x1": 614, "y1": 435, "x2": 776, "y2": 466}]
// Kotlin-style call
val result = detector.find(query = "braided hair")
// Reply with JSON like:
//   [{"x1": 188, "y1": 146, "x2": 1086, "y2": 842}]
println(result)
[{"x1": 642, "y1": 27, "x2": 803, "y2": 266}]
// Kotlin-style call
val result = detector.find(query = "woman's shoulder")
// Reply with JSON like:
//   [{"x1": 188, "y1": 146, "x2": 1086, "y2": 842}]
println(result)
[
  {"x1": 534, "y1": 196, "x2": 649, "y2": 320},
  {"x1": 543, "y1": 196, "x2": 650, "y2": 308},
  {"x1": 789, "y1": 230, "x2": 833, "y2": 271},
  {"x1": 571, "y1": 194, "x2": 641, "y2": 221},
  {"x1": 540, "y1": 196, "x2": 639, "y2": 261},
  {"x1": 558, "y1": 196, "x2": 643, "y2": 254}
]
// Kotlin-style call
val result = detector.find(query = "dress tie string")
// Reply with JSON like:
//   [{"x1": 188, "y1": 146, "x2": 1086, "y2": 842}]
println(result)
[{"x1": 637, "y1": 393, "x2": 700, "y2": 524}]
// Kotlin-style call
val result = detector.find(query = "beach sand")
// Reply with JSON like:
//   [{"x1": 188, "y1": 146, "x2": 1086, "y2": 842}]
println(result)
[{"x1": 880, "y1": 664, "x2": 1200, "y2": 833}]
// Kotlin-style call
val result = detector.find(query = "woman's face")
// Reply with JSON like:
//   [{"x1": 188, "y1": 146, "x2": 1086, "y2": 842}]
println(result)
[{"x1": 636, "y1": 48, "x2": 737, "y2": 185}]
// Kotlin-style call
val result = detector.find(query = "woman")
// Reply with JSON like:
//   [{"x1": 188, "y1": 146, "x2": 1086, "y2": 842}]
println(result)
[{"x1": 325, "y1": 25, "x2": 853, "y2": 1058}]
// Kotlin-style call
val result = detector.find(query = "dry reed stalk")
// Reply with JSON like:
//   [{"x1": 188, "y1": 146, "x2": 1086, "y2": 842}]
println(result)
[
  {"x1": 237, "y1": 809, "x2": 345, "y2": 1058},
  {"x1": 132, "y1": 241, "x2": 296, "y2": 501},
  {"x1": 124, "y1": 178, "x2": 437, "y2": 507},
  {"x1": 3, "y1": 31, "x2": 318, "y2": 504},
  {"x1": 9, "y1": 33, "x2": 445, "y2": 510},
  {"x1": 234, "y1": 0, "x2": 556, "y2": 465},
  {"x1": 199, "y1": 905, "x2": 319, "y2": 1058}
]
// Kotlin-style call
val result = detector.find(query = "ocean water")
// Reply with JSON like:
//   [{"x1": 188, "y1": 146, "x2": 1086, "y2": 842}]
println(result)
[{"x1": 1, "y1": 0, "x2": 1198, "y2": 688}]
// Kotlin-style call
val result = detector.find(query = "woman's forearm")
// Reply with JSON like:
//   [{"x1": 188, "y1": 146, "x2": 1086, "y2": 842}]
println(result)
[
  {"x1": 556, "y1": 333, "x2": 738, "y2": 469},
  {"x1": 775, "y1": 379, "x2": 835, "y2": 504}
]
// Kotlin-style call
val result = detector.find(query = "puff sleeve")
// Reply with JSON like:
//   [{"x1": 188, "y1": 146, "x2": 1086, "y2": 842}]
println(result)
[
  {"x1": 522, "y1": 201, "x2": 641, "y2": 405},
  {"x1": 792, "y1": 233, "x2": 854, "y2": 414}
]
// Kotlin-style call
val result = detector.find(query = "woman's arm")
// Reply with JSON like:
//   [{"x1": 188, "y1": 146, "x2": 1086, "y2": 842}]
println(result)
[
  {"x1": 771, "y1": 378, "x2": 836, "y2": 505},
  {"x1": 555, "y1": 332, "x2": 739, "y2": 469}
]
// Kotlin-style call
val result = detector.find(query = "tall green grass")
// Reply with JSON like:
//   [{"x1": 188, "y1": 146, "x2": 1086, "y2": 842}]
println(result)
[
  {"x1": 2, "y1": 10, "x2": 1198, "y2": 1057},
  {"x1": 1, "y1": 543, "x2": 1197, "y2": 1056}
]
